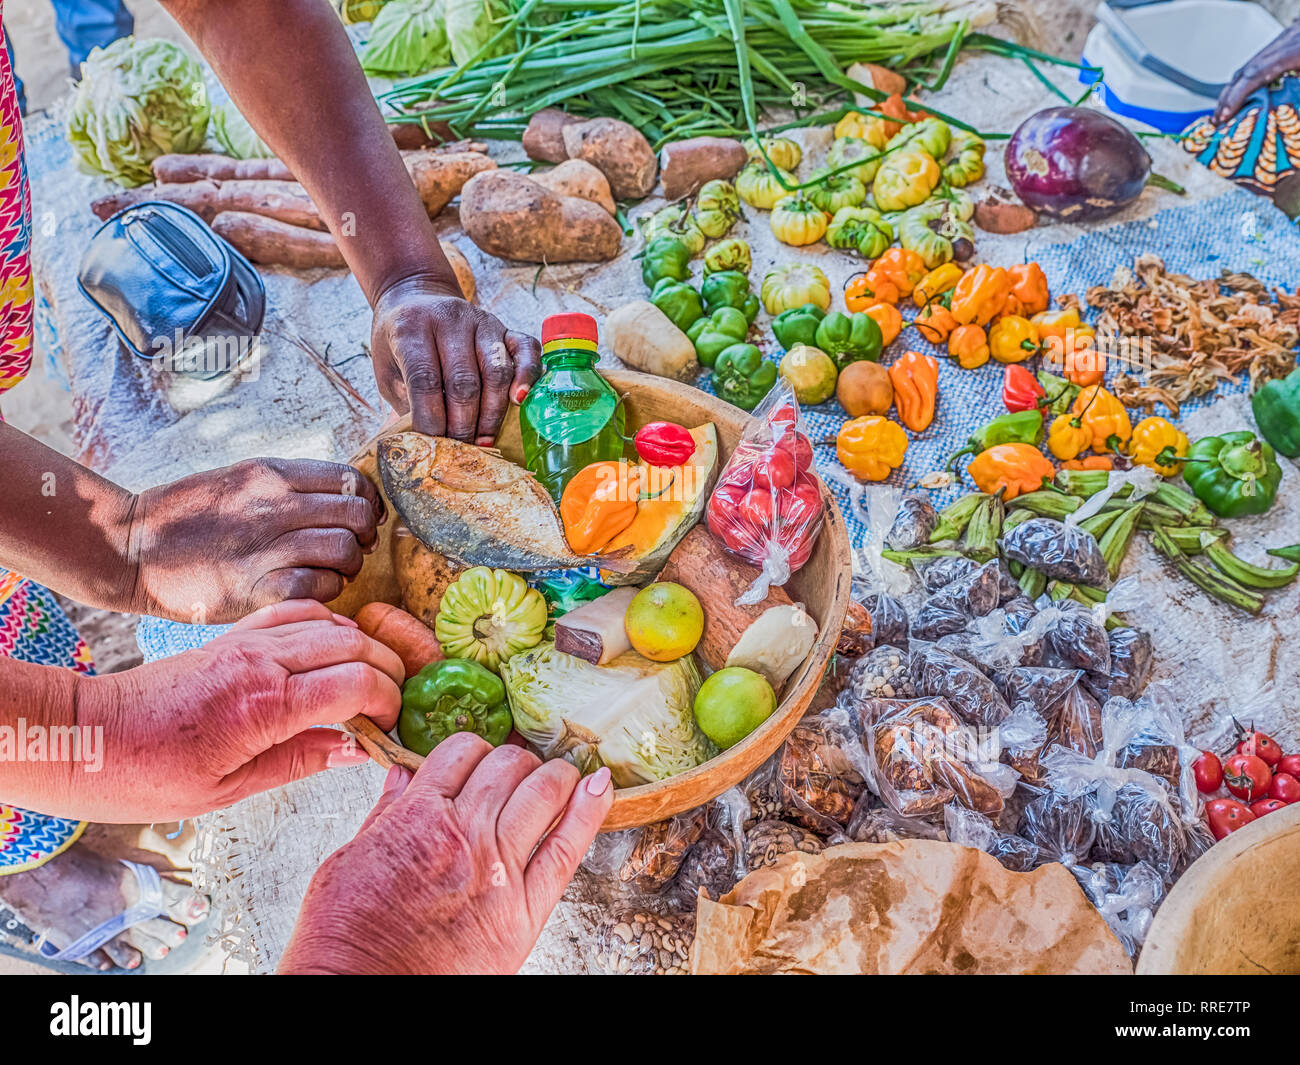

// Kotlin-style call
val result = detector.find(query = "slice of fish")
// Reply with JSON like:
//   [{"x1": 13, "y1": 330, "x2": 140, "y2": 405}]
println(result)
[{"x1": 378, "y1": 432, "x2": 634, "y2": 572}]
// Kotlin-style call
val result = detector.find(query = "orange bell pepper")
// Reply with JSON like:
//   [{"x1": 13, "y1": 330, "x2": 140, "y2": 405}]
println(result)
[
  {"x1": 863, "y1": 301, "x2": 902, "y2": 346},
  {"x1": 948, "y1": 324, "x2": 989, "y2": 369},
  {"x1": 1071, "y1": 384, "x2": 1132, "y2": 454},
  {"x1": 913, "y1": 301, "x2": 958, "y2": 345},
  {"x1": 967, "y1": 443, "x2": 1055, "y2": 500},
  {"x1": 845, "y1": 271, "x2": 897, "y2": 310},
  {"x1": 950, "y1": 263, "x2": 1011, "y2": 326},
  {"x1": 1001, "y1": 263, "x2": 1049, "y2": 317},
  {"x1": 888, "y1": 350, "x2": 939, "y2": 432}
]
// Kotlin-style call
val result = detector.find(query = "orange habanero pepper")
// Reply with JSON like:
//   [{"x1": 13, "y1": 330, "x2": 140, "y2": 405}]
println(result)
[
  {"x1": 864, "y1": 301, "x2": 903, "y2": 346},
  {"x1": 950, "y1": 263, "x2": 1011, "y2": 326},
  {"x1": 845, "y1": 271, "x2": 897, "y2": 310},
  {"x1": 888, "y1": 350, "x2": 939, "y2": 432},
  {"x1": 869, "y1": 247, "x2": 926, "y2": 299},
  {"x1": 967, "y1": 443, "x2": 1055, "y2": 501},
  {"x1": 913, "y1": 301, "x2": 959, "y2": 345},
  {"x1": 1000, "y1": 263, "x2": 1049, "y2": 317}
]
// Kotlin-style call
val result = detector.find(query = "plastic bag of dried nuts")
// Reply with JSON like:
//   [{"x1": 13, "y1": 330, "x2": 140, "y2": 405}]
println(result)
[
  {"x1": 743, "y1": 818, "x2": 825, "y2": 871},
  {"x1": 840, "y1": 644, "x2": 916, "y2": 705},
  {"x1": 591, "y1": 908, "x2": 696, "y2": 975}
]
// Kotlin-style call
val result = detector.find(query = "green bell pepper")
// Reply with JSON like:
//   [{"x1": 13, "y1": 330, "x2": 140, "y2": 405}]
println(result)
[
  {"x1": 650, "y1": 276, "x2": 704, "y2": 333},
  {"x1": 813, "y1": 311, "x2": 883, "y2": 370},
  {"x1": 1251, "y1": 367, "x2": 1300, "y2": 458},
  {"x1": 713, "y1": 343, "x2": 776, "y2": 411},
  {"x1": 640, "y1": 235, "x2": 692, "y2": 289},
  {"x1": 687, "y1": 306, "x2": 750, "y2": 368},
  {"x1": 1182, "y1": 431, "x2": 1282, "y2": 518},
  {"x1": 771, "y1": 302, "x2": 825, "y2": 350},
  {"x1": 398, "y1": 658, "x2": 511, "y2": 756},
  {"x1": 945, "y1": 410, "x2": 1044, "y2": 470},
  {"x1": 701, "y1": 270, "x2": 759, "y2": 323}
]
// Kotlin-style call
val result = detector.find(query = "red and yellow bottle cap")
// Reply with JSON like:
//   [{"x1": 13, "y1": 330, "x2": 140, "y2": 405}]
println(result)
[{"x1": 541, "y1": 312, "x2": 598, "y2": 354}]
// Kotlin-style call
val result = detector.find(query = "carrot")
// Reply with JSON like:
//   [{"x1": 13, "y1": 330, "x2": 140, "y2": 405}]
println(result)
[{"x1": 354, "y1": 602, "x2": 442, "y2": 680}]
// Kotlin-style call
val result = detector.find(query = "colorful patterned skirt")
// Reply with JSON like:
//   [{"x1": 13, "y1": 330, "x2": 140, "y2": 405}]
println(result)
[
  {"x1": 0, "y1": 569, "x2": 93, "y2": 875},
  {"x1": 1183, "y1": 75, "x2": 1300, "y2": 196}
]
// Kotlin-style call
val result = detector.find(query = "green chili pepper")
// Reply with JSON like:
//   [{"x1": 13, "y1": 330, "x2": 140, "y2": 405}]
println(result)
[
  {"x1": 640, "y1": 236, "x2": 692, "y2": 288},
  {"x1": 701, "y1": 270, "x2": 759, "y2": 323},
  {"x1": 928, "y1": 492, "x2": 987, "y2": 543},
  {"x1": 687, "y1": 306, "x2": 751, "y2": 368},
  {"x1": 813, "y1": 310, "x2": 883, "y2": 370},
  {"x1": 1250, "y1": 367, "x2": 1300, "y2": 458},
  {"x1": 398, "y1": 659, "x2": 512, "y2": 756},
  {"x1": 770, "y1": 302, "x2": 825, "y2": 350},
  {"x1": 649, "y1": 276, "x2": 705, "y2": 334},
  {"x1": 1037, "y1": 370, "x2": 1081, "y2": 416},
  {"x1": 1181, "y1": 431, "x2": 1282, "y2": 518},
  {"x1": 946, "y1": 410, "x2": 1044, "y2": 470},
  {"x1": 712, "y1": 343, "x2": 776, "y2": 411}
]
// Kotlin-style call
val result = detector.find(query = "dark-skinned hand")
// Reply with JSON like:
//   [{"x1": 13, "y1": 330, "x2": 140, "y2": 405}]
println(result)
[{"x1": 1214, "y1": 23, "x2": 1300, "y2": 125}]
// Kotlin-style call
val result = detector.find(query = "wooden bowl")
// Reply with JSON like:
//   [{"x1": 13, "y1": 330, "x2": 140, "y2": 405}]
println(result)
[
  {"x1": 329, "y1": 369, "x2": 853, "y2": 830},
  {"x1": 1137, "y1": 802, "x2": 1300, "y2": 974}
]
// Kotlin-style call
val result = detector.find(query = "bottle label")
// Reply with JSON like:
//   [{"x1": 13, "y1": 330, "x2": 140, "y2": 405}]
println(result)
[{"x1": 542, "y1": 338, "x2": 598, "y2": 355}]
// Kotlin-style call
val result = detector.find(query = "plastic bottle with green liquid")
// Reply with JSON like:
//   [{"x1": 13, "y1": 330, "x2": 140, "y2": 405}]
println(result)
[{"x1": 521, "y1": 312, "x2": 626, "y2": 503}]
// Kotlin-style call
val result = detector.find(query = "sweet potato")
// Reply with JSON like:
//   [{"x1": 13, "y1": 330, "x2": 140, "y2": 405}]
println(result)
[
  {"x1": 658, "y1": 136, "x2": 747, "y2": 200},
  {"x1": 605, "y1": 299, "x2": 697, "y2": 380},
  {"x1": 393, "y1": 528, "x2": 465, "y2": 626},
  {"x1": 531, "y1": 159, "x2": 615, "y2": 216},
  {"x1": 974, "y1": 188, "x2": 1037, "y2": 234},
  {"x1": 522, "y1": 107, "x2": 578, "y2": 163},
  {"x1": 355, "y1": 601, "x2": 442, "y2": 680},
  {"x1": 152, "y1": 153, "x2": 293, "y2": 184},
  {"x1": 560, "y1": 117, "x2": 657, "y2": 200},
  {"x1": 93, "y1": 179, "x2": 326, "y2": 228},
  {"x1": 459, "y1": 169, "x2": 623, "y2": 263},
  {"x1": 405, "y1": 150, "x2": 497, "y2": 217}
]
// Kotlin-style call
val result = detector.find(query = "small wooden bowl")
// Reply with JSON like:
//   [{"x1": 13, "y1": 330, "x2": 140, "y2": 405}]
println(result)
[
  {"x1": 1137, "y1": 802, "x2": 1300, "y2": 974},
  {"x1": 330, "y1": 369, "x2": 853, "y2": 830}
]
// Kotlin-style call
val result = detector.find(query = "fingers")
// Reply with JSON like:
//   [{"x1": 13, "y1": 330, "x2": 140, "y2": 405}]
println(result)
[
  {"x1": 283, "y1": 659, "x2": 403, "y2": 734},
  {"x1": 506, "y1": 330, "x2": 542, "y2": 408},
  {"x1": 405, "y1": 730, "x2": 494, "y2": 800},
  {"x1": 495, "y1": 758, "x2": 582, "y2": 867},
  {"x1": 357, "y1": 764, "x2": 413, "y2": 835},
  {"x1": 250, "y1": 567, "x2": 346, "y2": 608},
  {"x1": 524, "y1": 767, "x2": 613, "y2": 919},
  {"x1": 474, "y1": 325, "x2": 515, "y2": 445},
  {"x1": 436, "y1": 315, "x2": 482, "y2": 443},
  {"x1": 264, "y1": 457, "x2": 382, "y2": 513},
  {"x1": 229, "y1": 599, "x2": 345, "y2": 632},
  {"x1": 216, "y1": 728, "x2": 370, "y2": 806},
  {"x1": 268, "y1": 622, "x2": 405, "y2": 687},
  {"x1": 271, "y1": 527, "x2": 366, "y2": 579},
  {"x1": 452, "y1": 744, "x2": 543, "y2": 838},
  {"x1": 290, "y1": 494, "x2": 382, "y2": 549}
]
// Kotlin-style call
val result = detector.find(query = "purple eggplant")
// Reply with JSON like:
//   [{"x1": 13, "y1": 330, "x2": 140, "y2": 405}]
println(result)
[{"x1": 1004, "y1": 106, "x2": 1151, "y2": 222}]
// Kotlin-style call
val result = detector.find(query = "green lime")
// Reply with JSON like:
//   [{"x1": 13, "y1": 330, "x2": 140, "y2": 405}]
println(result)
[
  {"x1": 693, "y1": 667, "x2": 777, "y2": 749},
  {"x1": 778, "y1": 343, "x2": 838, "y2": 405}
]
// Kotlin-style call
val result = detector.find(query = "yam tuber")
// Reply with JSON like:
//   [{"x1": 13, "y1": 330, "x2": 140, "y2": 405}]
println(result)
[
  {"x1": 657, "y1": 526, "x2": 796, "y2": 673},
  {"x1": 658, "y1": 137, "x2": 747, "y2": 200},
  {"x1": 532, "y1": 159, "x2": 616, "y2": 216},
  {"x1": 605, "y1": 300, "x2": 697, "y2": 381},
  {"x1": 561, "y1": 117, "x2": 658, "y2": 200},
  {"x1": 152, "y1": 153, "x2": 293, "y2": 184},
  {"x1": 93, "y1": 179, "x2": 326, "y2": 229},
  {"x1": 522, "y1": 107, "x2": 578, "y2": 163},
  {"x1": 459, "y1": 169, "x2": 622, "y2": 263}
]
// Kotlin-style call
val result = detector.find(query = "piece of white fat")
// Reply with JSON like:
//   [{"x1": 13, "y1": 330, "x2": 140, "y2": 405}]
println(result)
[
  {"x1": 725, "y1": 604, "x2": 818, "y2": 690},
  {"x1": 553, "y1": 586, "x2": 638, "y2": 665}
]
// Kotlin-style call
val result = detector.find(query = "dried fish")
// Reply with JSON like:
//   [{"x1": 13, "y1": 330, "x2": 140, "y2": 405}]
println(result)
[{"x1": 378, "y1": 432, "x2": 633, "y2": 572}]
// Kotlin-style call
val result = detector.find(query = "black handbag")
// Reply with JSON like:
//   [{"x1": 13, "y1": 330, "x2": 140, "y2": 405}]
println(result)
[{"x1": 77, "y1": 201, "x2": 266, "y2": 381}]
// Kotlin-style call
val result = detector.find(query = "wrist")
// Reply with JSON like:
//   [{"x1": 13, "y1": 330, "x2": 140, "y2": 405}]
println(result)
[
  {"x1": 370, "y1": 268, "x2": 464, "y2": 309},
  {"x1": 119, "y1": 489, "x2": 152, "y2": 616}
]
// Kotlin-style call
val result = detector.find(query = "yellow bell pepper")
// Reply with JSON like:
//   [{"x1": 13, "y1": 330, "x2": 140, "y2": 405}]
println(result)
[
  {"x1": 836, "y1": 416, "x2": 909, "y2": 481},
  {"x1": 948, "y1": 324, "x2": 989, "y2": 369},
  {"x1": 1127, "y1": 416, "x2": 1189, "y2": 476},
  {"x1": 989, "y1": 315, "x2": 1041, "y2": 364},
  {"x1": 912, "y1": 263, "x2": 963, "y2": 308},
  {"x1": 1047, "y1": 412, "x2": 1091, "y2": 461},
  {"x1": 863, "y1": 301, "x2": 902, "y2": 347},
  {"x1": 1071, "y1": 384, "x2": 1132, "y2": 454},
  {"x1": 950, "y1": 264, "x2": 1011, "y2": 326},
  {"x1": 770, "y1": 193, "x2": 829, "y2": 246},
  {"x1": 967, "y1": 443, "x2": 1055, "y2": 501}
]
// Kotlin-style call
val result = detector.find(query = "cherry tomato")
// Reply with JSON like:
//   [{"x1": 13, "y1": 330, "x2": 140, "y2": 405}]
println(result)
[
  {"x1": 1251, "y1": 798, "x2": 1289, "y2": 818},
  {"x1": 1204, "y1": 798, "x2": 1256, "y2": 841},
  {"x1": 775, "y1": 430, "x2": 814, "y2": 473},
  {"x1": 738, "y1": 488, "x2": 775, "y2": 530},
  {"x1": 1192, "y1": 751, "x2": 1223, "y2": 794},
  {"x1": 1268, "y1": 772, "x2": 1300, "y2": 804},
  {"x1": 753, "y1": 447, "x2": 796, "y2": 490},
  {"x1": 1223, "y1": 753, "x2": 1272, "y2": 802},
  {"x1": 1276, "y1": 754, "x2": 1300, "y2": 778},
  {"x1": 770, "y1": 404, "x2": 798, "y2": 434},
  {"x1": 1237, "y1": 729, "x2": 1282, "y2": 768}
]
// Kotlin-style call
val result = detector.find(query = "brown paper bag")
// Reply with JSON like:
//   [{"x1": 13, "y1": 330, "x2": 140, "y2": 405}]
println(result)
[{"x1": 690, "y1": 839, "x2": 1131, "y2": 975}]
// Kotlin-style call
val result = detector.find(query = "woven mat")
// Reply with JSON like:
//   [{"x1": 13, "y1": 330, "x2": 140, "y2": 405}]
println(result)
[{"x1": 23, "y1": 37, "x2": 1300, "y2": 971}]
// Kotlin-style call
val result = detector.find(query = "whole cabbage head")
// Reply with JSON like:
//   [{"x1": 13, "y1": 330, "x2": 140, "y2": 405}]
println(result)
[{"x1": 68, "y1": 37, "x2": 210, "y2": 187}]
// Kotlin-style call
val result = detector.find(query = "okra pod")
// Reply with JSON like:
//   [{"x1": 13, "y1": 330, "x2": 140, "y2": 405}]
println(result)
[
  {"x1": 1068, "y1": 584, "x2": 1123, "y2": 628},
  {"x1": 1101, "y1": 499, "x2": 1185, "y2": 528},
  {"x1": 962, "y1": 492, "x2": 1003, "y2": 563},
  {"x1": 1078, "y1": 508, "x2": 1122, "y2": 540},
  {"x1": 1160, "y1": 526, "x2": 1225, "y2": 555},
  {"x1": 1203, "y1": 538, "x2": 1300, "y2": 589},
  {"x1": 1053, "y1": 469, "x2": 1110, "y2": 497},
  {"x1": 1018, "y1": 566, "x2": 1047, "y2": 599},
  {"x1": 1048, "y1": 580, "x2": 1075, "y2": 602},
  {"x1": 1007, "y1": 559, "x2": 1025, "y2": 579},
  {"x1": 1152, "y1": 482, "x2": 1216, "y2": 526},
  {"x1": 1099, "y1": 502, "x2": 1143, "y2": 581},
  {"x1": 882, "y1": 547, "x2": 964, "y2": 564},
  {"x1": 928, "y1": 492, "x2": 987, "y2": 543},
  {"x1": 1002, "y1": 508, "x2": 1036, "y2": 535},
  {"x1": 1268, "y1": 544, "x2": 1300, "y2": 564},
  {"x1": 1151, "y1": 524, "x2": 1266, "y2": 613},
  {"x1": 1005, "y1": 490, "x2": 1082, "y2": 519}
]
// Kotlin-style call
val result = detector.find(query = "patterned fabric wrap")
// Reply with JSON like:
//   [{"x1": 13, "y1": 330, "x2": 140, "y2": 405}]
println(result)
[
  {"x1": 1183, "y1": 76, "x2": 1300, "y2": 195},
  {"x1": 0, "y1": 33, "x2": 34, "y2": 399},
  {"x1": 0, "y1": 571, "x2": 94, "y2": 874}
]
